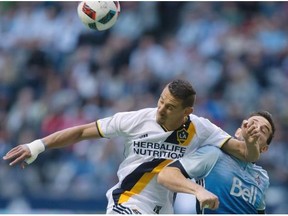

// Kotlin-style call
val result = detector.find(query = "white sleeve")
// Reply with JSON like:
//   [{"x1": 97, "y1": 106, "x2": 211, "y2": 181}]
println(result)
[
  {"x1": 179, "y1": 145, "x2": 221, "y2": 180},
  {"x1": 190, "y1": 115, "x2": 231, "y2": 148},
  {"x1": 96, "y1": 110, "x2": 139, "y2": 138}
]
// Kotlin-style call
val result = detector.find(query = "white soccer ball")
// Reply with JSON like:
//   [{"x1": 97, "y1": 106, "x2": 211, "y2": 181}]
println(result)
[{"x1": 77, "y1": 1, "x2": 120, "y2": 31}]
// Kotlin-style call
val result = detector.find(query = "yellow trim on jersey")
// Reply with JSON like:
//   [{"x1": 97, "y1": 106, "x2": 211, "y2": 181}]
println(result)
[
  {"x1": 96, "y1": 120, "x2": 105, "y2": 137},
  {"x1": 181, "y1": 122, "x2": 196, "y2": 146},
  {"x1": 118, "y1": 159, "x2": 172, "y2": 204},
  {"x1": 219, "y1": 136, "x2": 232, "y2": 148}
]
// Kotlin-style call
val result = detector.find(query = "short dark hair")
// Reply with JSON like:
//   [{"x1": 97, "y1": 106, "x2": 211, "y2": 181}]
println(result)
[
  {"x1": 249, "y1": 111, "x2": 275, "y2": 145},
  {"x1": 168, "y1": 79, "x2": 196, "y2": 108}
]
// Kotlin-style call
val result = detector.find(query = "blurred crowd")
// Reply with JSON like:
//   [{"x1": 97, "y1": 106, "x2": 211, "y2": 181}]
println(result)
[{"x1": 0, "y1": 1, "x2": 287, "y2": 213}]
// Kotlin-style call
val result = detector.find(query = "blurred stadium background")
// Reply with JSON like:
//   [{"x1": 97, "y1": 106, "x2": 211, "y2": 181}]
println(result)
[{"x1": 0, "y1": 1, "x2": 287, "y2": 214}]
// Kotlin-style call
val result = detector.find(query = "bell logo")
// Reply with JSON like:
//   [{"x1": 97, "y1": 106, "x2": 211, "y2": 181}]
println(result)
[{"x1": 230, "y1": 177, "x2": 257, "y2": 205}]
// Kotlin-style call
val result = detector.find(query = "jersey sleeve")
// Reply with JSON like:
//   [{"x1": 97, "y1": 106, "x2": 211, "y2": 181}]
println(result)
[
  {"x1": 191, "y1": 115, "x2": 231, "y2": 149},
  {"x1": 96, "y1": 110, "x2": 139, "y2": 138},
  {"x1": 170, "y1": 146, "x2": 221, "y2": 180}
]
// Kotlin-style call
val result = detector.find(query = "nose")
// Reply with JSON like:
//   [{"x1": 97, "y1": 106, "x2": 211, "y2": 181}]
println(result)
[{"x1": 158, "y1": 104, "x2": 165, "y2": 114}]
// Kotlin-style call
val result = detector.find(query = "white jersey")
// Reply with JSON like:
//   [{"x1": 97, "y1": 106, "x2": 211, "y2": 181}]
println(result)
[{"x1": 96, "y1": 107, "x2": 230, "y2": 214}]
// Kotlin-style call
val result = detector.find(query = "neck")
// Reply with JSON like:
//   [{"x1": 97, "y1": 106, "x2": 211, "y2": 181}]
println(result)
[{"x1": 163, "y1": 116, "x2": 188, "y2": 131}]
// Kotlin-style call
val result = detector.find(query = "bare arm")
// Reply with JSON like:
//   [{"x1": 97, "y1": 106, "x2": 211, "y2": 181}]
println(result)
[
  {"x1": 43, "y1": 122, "x2": 101, "y2": 149},
  {"x1": 3, "y1": 122, "x2": 101, "y2": 167},
  {"x1": 221, "y1": 138, "x2": 259, "y2": 162},
  {"x1": 158, "y1": 167, "x2": 219, "y2": 210}
]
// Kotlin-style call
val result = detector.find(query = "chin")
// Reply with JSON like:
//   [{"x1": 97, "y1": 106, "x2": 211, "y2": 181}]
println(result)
[{"x1": 156, "y1": 116, "x2": 164, "y2": 125}]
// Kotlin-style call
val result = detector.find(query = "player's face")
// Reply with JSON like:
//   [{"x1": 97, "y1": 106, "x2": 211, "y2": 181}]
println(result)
[
  {"x1": 237, "y1": 115, "x2": 272, "y2": 153},
  {"x1": 156, "y1": 87, "x2": 192, "y2": 131},
  {"x1": 248, "y1": 116, "x2": 272, "y2": 150}
]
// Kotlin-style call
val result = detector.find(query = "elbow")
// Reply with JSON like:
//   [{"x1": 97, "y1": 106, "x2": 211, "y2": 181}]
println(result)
[{"x1": 157, "y1": 169, "x2": 166, "y2": 186}]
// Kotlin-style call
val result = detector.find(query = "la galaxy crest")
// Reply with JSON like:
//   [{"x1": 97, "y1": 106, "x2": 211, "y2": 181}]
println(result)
[{"x1": 177, "y1": 128, "x2": 188, "y2": 144}]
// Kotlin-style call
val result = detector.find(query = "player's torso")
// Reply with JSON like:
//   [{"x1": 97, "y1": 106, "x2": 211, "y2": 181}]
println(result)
[
  {"x1": 201, "y1": 152, "x2": 269, "y2": 214},
  {"x1": 107, "y1": 109, "x2": 199, "y2": 213},
  {"x1": 100, "y1": 108, "x2": 229, "y2": 214}
]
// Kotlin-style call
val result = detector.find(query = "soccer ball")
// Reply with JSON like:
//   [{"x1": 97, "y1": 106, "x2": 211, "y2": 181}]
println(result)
[{"x1": 77, "y1": 1, "x2": 120, "y2": 31}]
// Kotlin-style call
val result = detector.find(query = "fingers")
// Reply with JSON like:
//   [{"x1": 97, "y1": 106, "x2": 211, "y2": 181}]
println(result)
[
  {"x1": 3, "y1": 145, "x2": 31, "y2": 166},
  {"x1": 201, "y1": 200, "x2": 219, "y2": 210},
  {"x1": 8, "y1": 153, "x2": 29, "y2": 166},
  {"x1": 197, "y1": 188, "x2": 219, "y2": 211},
  {"x1": 242, "y1": 119, "x2": 261, "y2": 142},
  {"x1": 3, "y1": 146, "x2": 22, "y2": 159},
  {"x1": 199, "y1": 193, "x2": 219, "y2": 210}
]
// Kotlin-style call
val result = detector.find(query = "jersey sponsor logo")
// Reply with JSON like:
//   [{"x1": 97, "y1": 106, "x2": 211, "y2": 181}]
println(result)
[
  {"x1": 230, "y1": 177, "x2": 257, "y2": 205},
  {"x1": 133, "y1": 141, "x2": 187, "y2": 159}
]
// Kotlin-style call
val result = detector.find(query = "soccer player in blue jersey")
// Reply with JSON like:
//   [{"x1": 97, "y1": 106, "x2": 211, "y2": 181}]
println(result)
[{"x1": 158, "y1": 111, "x2": 275, "y2": 214}]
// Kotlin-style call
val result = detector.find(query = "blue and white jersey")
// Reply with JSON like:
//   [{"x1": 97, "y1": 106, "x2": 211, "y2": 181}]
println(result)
[
  {"x1": 175, "y1": 145, "x2": 269, "y2": 214},
  {"x1": 96, "y1": 108, "x2": 231, "y2": 214}
]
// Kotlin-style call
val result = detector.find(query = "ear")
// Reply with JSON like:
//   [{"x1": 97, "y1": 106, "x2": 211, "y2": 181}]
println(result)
[
  {"x1": 184, "y1": 107, "x2": 193, "y2": 116},
  {"x1": 260, "y1": 145, "x2": 269, "y2": 153}
]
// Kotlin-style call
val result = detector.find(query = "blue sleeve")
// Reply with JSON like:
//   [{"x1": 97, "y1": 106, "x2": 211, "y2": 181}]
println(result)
[{"x1": 170, "y1": 145, "x2": 221, "y2": 179}]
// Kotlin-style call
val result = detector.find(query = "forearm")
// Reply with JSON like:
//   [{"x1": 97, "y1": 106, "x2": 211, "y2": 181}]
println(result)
[
  {"x1": 3, "y1": 122, "x2": 100, "y2": 167},
  {"x1": 23, "y1": 122, "x2": 100, "y2": 165},
  {"x1": 222, "y1": 139, "x2": 259, "y2": 162},
  {"x1": 158, "y1": 167, "x2": 202, "y2": 195},
  {"x1": 158, "y1": 167, "x2": 219, "y2": 210},
  {"x1": 244, "y1": 141, "x2": 260, "y2": 162},
  {"x1": 42, "y1": 129, "x2": 81, "y2": 149},
  {"x1": 43, "y1": 123, "x2": 100, "y2": 149}
]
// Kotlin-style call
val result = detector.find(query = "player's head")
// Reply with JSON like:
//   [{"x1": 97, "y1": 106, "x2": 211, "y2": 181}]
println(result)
[
  {"x1": 235, "y1": 111, "x2": 275, "y2": 154},
  {"x1": 156, "y1": 79, "x2": 196, "y2": 131}
]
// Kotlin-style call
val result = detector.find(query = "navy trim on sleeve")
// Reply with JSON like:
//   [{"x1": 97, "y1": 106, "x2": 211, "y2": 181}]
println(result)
[{"x1": 168, "y1": 160, "x2": 190, "y2": 179}]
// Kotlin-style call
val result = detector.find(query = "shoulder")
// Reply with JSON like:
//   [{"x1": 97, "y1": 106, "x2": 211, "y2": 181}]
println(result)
[
  {"x1": 111, "y1": 107, "x2": 156, "y2": 119},
  {"x1": 196, "y1": 145, "x2": 222, "y2": 156},
  {"x1": 189, "y1": 113, "x2": 216, "y2": 128},
  {"x1": 122, "y1": 107, "x2": 156, "y2": 116},
  {"x1": 188, "y1": 113, "x2": 223, "y2": 137},
  {"x1": 178, "y1": 145, "x2": 222, "y2": 179}
]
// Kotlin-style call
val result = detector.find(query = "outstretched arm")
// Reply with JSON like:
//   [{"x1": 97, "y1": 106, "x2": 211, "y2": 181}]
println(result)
[
  {"x1": 158, "y1": 166, "x2": 219, "y2": 210},
  {"x1": 3, "y1": 122, "x2": 101, "y2": 168},
  {"x1": 158, "y1": 146, "x2": 221, "y2": 210}
]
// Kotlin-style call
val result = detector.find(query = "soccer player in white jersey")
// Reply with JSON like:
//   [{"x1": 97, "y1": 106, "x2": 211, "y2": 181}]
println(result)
[
  {"x1": 158, "y1": 111, "x2": 275, "y2": 214},
  {"x1": 3, "y1": 79, "x2": 262, "y2": 214}
]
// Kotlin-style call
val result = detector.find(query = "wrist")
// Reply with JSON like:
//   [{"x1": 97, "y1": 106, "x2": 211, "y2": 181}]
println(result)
[
  {"x1": 25, "y1": 139, "x2": 46, "y2": 164},
  {"x1": 27, "y1": 139, "x2": 46, "y2": 154},
  {"x1": 194, "y1": 184, "x2": 204, "y2": 196}
]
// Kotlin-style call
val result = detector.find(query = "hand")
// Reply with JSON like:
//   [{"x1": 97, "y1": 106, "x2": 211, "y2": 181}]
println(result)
[
  {"x1": 3, "y1": 144, "x2": 31, "y2": 169},
  {"x1": 195, "y1": 187, "x2": 219, "y2": 210},
  {"x1": 241, "y1": 119, "x2": 260, "y2": 146}
]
